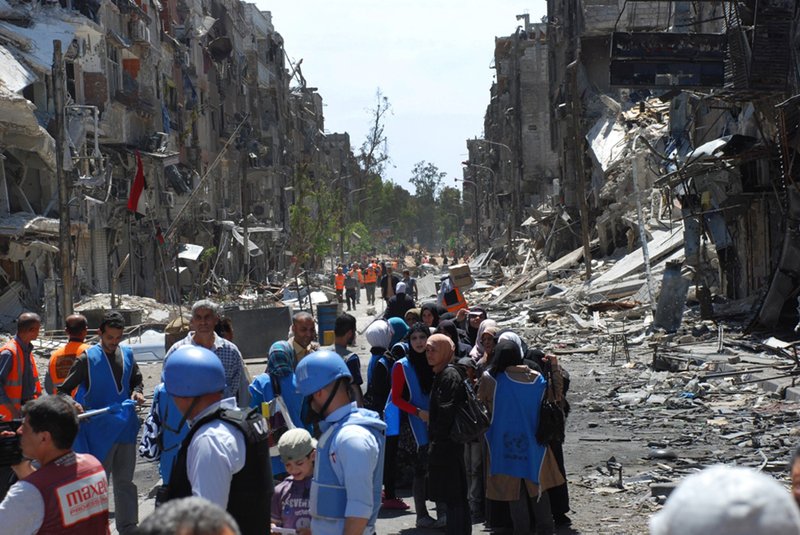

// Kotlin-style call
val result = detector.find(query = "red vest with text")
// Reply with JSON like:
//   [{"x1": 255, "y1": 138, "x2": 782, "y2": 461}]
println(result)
[{"x1": 24, "y1": 452, "x2": 110, "y2": 535}]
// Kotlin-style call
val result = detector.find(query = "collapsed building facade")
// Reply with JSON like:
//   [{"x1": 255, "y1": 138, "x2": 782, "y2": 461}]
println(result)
[
  {"x1": 0, "y1": 0, "x2": 358, "y2": 329},
  {"x1": 468, "y1": 1, "x2": 800, "y2": 330}
]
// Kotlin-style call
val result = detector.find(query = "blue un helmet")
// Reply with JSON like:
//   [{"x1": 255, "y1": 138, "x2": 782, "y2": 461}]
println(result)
[
  {"x1": 163, "y1": 345, "x2": 226, "y2": 397},
  {"x1": 295, "y1": 349, "x2": 351, "y2": 397}
]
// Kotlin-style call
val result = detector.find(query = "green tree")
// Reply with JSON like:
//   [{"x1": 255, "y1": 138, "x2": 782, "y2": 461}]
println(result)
[
  {"x1": 409, "y1": 161, "x2": 445, "y2": 203},
  {"x1": 289, "y1": 165, "x2": 339, "y2": 267},
  {"x1": 436, "y1": 185, "x2": 463, "y2": 245},
  {"x1": 345, "y1": 221, "x2": 373, "y2": 258},
  {"x1": 409, "y1": 161, "x2": 447, "y2": 248}
]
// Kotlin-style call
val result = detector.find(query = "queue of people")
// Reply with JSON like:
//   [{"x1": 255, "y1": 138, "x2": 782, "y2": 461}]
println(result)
[
  {"x1": 4, "y1": 285, "x2": 800, "y2": 535},
  {"x1": 358, "y1": 304, "x2": 572, "y2": 535}
]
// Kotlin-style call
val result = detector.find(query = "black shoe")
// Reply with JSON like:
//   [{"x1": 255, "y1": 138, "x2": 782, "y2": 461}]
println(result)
[{"x1": 554, "y1": 514, "x2": 572, "y2": 526}]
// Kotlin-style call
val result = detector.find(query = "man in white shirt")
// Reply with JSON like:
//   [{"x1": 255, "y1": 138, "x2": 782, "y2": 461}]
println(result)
[
  {"x1": 0, "y1": 395, "x2": 109, "y2": 534},
  {"x1": 162, "y1": 345, "x2": 272, "y2": 535}
]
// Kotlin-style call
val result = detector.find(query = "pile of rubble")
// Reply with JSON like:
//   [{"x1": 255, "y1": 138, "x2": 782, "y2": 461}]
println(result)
[{"x1": 462, "y1": 224, "x2": 800, "y2": 528}]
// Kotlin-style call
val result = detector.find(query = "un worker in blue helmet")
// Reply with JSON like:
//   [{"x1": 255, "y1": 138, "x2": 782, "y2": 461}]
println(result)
[
  {"x1": 295, "y1": 350, "x2": 386, "y2": 535},
  {"x1": 162, "y1": 346, "x2": 272, "y2": 535}
]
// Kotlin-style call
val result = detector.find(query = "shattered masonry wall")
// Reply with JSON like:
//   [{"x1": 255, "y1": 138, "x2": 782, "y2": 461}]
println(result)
[{"x1": 518, "y1": 24, "x2": 559, "y2": 205}]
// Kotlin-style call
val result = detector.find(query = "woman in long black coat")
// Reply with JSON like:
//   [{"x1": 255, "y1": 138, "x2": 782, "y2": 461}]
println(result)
[{"x1": 426, "y1": 333, "x2": 472, "y2": 535}]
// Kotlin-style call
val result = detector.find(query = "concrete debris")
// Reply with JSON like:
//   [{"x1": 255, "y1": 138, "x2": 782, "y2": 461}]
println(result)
[{"x1": 75, "y1": 293, "x2": 177, "y2": 325}]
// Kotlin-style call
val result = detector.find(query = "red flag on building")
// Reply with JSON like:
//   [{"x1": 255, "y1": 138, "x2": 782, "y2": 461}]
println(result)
[
  {"x1": 155, "y1": 222, "x2": 166, "y2": 246},
  {"x1": 127, "y1": 151, "x2": 147, "y2": 218}
]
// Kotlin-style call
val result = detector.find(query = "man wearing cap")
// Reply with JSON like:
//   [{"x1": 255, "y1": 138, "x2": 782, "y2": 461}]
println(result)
[
  {"x1": 295, "y1": 350, "x2": 386, "y2": 535},
  {"x1": 58, "y1": 311, "x2": 144, "y2": 535},
  {"x1": 163, "y1": 345, "x2": 272, "y2": 535}
]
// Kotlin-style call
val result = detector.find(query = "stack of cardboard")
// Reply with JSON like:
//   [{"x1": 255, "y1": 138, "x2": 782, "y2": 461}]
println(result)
[{"x1": 449, "y1": 264, "x2": 474, "y2": 289}]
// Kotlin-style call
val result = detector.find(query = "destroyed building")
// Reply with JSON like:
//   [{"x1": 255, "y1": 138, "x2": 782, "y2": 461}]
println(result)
[
  {"x1": 464, "y1": 15, "x2": 559, "y2": 254},
  {"x1": 0, "y1": 0, "x2": 358, "y2": 330},
  {"x1": 469, "y1": 2, "x2": 800, "y2": 331}
]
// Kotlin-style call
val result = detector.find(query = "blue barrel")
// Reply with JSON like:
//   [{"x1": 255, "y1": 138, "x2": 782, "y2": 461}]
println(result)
[{"x1": 316, "y1": 303, "x2": 340, "y2": 345}]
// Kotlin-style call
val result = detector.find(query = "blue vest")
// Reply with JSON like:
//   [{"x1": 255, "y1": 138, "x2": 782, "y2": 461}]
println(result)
[
  {"x1": 248, "y1": 372, "x2": 313, "y2": 477},
  {"x1": 73, "y1": 345, "x2": 139, "y2": 463},
  {"x1": 366, "y1": 352, "x2": 389, "y2": 385},
  {"x1": 311, "y1": 407, "x2": 386, "y2": 528},
  {"x1": 486, "y1": 372, "x2": 548, "y2": 483},
  {"x1": 154, "y1": 383, "x2": 188, "y2": 484},
  {"x1": 384, "y1": 358, "x2": 429, "y2": 446}
]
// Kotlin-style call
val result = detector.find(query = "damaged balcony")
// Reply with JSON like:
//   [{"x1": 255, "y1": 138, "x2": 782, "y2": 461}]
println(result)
[{"x1": 610, "y1": 32, "x2": 727, "y2": 88}]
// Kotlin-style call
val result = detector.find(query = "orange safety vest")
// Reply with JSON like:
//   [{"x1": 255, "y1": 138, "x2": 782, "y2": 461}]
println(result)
[
  {"x1": 335, "y1": 273, "x2": 345, "y2": 290},
  {"x1": 443, "y1": 286, "x2": 468, "y2": 314},
  {"x1": 364, "y1": 266, "x2": 377, "y2": 284},
  {"x1": 0, "y1": 339, "x2": 41, "y2": 421},
  {"x1": 48, "y1": 340, "x2": 89, "y2": 394},
  {"x1": 374, "y1": 263, "x2": 383, "y2": 279}
]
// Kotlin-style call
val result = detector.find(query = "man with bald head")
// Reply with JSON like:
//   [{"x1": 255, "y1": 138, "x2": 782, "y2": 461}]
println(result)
[
  {"x1": 45, "y1": 314, "x2": 90, "y2": 395},
  {"x1": 0, "y1": 312, "x2": 42, "y2": 498},
  {"x1": 289, "y1": 312, "x2": 318, "y2": 363}
]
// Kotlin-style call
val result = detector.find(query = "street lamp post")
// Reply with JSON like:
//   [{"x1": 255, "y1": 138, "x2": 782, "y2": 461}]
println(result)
[
  {"x1": 472, "y1": 138, "x2": 512, "y2": 156},
  {"x1": 455, "y1": 178, "x2": 480, "y2": 255}
]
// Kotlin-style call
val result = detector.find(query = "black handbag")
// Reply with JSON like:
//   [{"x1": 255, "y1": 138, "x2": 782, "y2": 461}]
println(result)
[
  {"x1": 450, "y1": 365, "x2": 490, "y2": 443},
  {"x1": 536, "y1": 360, "x2": 566, "y2": 445}
]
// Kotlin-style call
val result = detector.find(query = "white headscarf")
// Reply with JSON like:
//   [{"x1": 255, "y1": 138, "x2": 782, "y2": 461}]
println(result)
[
  {"x1": 365, "y1": 319, "x2": 393, "y2": 350},
  {"x1": 498, "y1": 331, "x2": 524, "y2": 359},
  {"x1": 469, "y1": 319, "x2": 498, "y2": 360}
]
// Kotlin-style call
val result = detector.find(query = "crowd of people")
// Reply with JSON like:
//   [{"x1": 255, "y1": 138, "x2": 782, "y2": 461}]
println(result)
[{"x1": 1, "y1": 267, "x2": 800, "y2": 535}]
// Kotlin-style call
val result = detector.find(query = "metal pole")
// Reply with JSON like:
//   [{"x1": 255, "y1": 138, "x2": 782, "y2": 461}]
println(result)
[
  {"x1": 569, "y1": 57, "x2": 592, "y2": 279},
  {"x1": 241, "y1": 150, "x2": 249, "y2": 284},
  {"x1": 53, "y1": 40, "x2": 73, "y2": 321},
  {"x1": 473, "y1": 182, "x2": 480, "y2": 255}
]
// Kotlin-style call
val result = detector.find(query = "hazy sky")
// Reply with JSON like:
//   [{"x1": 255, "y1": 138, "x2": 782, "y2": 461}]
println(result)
[{"x1": 255, "y1": 1, "x2": 547, "y2": 192}]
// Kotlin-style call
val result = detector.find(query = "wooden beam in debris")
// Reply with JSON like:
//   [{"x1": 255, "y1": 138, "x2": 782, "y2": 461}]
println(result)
[{"x1": 491, "y1": 244, "x2": 588, "y2": 306}]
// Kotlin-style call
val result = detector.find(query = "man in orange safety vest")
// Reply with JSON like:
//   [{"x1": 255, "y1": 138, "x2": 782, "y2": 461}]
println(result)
[
  {"x1": 0, "y1": 312, "x2": 42, "y2": 499},
  {"x1": 45, "y1": 314, "x2": 90, "y2": 395}
]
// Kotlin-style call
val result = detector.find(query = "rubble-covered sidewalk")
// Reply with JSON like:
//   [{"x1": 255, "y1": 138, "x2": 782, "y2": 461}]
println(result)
[{"x1": 466, "y1": 230, "x2": 800, "y2": 532}]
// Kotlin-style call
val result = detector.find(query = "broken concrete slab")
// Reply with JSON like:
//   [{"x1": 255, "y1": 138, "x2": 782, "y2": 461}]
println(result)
[{"x1": 593, "y1": 227, "x2": 685, "y2": 286}]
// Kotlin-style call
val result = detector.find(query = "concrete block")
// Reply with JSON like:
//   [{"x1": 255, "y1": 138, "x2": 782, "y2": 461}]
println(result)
[
  {"x1": 650, "y1": 482, "x2": 678, "y2": 498},
  {"x1": 225, "y1": 306, "x2": 291, "y2": 359}
]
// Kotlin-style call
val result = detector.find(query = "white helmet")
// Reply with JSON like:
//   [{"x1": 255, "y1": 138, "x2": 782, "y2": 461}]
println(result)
[{"x1": 650, "y1": 465, "x2": 800, "y2": 535}]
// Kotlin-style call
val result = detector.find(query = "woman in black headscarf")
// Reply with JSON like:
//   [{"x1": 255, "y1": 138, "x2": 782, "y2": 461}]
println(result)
[
  {"x1": 387, "y1": 322, "x2": 442, "y2": 527},
  {"x1": 420, "y1": 303, "x2": 440, "y2": 329},
  {"x1": 435, "y1": 320, "x2": 472, "y2": 359}
]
